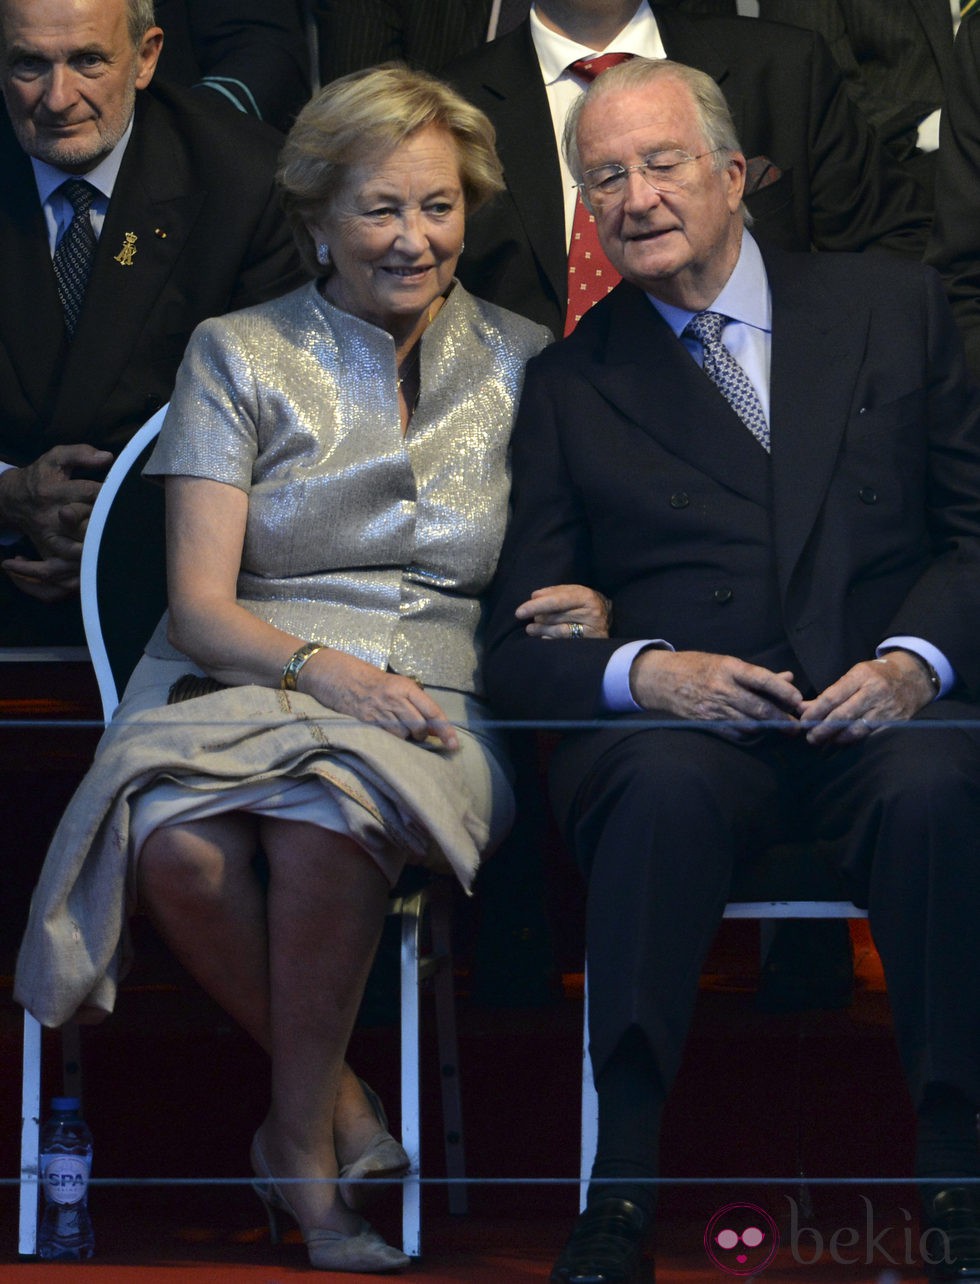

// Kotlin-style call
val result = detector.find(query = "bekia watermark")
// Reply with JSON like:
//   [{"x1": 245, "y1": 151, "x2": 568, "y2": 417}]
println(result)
[
  {"x1": 704, "y1": 1196, "x2": 952, "y2": 1275},
  {"x1": 704, "y1": 1203, "x2": 780, "y2": 1276}
]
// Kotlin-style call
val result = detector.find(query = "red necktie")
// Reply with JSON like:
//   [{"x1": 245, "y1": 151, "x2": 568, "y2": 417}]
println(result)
[{"x1": 564, "y1": 52, "x2": 634, "y2": 336}]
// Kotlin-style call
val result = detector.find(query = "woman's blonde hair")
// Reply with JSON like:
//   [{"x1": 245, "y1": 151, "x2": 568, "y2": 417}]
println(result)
[{"x1": 279, "y1": 64, "x2": 504, "y2": 276}]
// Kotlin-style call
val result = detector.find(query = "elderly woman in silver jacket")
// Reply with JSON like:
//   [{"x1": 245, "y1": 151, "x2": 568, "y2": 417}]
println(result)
[{"x1": 16, "y1": 66, "x2": 607, "y2": 1273}]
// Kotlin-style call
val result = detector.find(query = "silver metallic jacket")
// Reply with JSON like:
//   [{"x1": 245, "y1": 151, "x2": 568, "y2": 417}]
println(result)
[{"x1": 145, "y1": 280, "x2": 550, "y2": 693}]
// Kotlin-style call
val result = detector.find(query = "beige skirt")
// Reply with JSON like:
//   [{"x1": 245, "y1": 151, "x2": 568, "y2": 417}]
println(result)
[
  {"x1": 15, "y1": 662, "x2": 514, "y2": 1027},
  {"x1": 121, "y1": 654, "x2": 515, "y2": 889}
]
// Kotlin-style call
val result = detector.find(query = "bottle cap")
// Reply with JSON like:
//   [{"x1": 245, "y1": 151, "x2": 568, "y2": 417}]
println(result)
[{"x1": 50, "y1": 1097, "x2": 81, "y2": 1112}]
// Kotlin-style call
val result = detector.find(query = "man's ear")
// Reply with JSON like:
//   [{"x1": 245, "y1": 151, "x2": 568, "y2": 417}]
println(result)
[
  {"x1": 135, "y1": 26, "x2": 164, "y2": 90},
  {"x1": 724, "y1": 150, "x2": 747, "y2": 212}
]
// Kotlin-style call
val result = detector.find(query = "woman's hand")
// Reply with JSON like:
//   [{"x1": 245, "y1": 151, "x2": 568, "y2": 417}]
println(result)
[
  {"x1": 515, "y1": 584, "x2": 612, "y2": 639},
  {"x1": 301, "y1": 649, "x2": 459, "y2": 749}
]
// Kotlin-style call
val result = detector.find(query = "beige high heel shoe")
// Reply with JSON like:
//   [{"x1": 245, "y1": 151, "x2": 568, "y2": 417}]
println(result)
[
  {"x1": 339, "y1": 1079, "x2": 411, "y2": 1212},
  {"x1": 250, "y1": 1133, "x2": 410, "y2": 1274}
]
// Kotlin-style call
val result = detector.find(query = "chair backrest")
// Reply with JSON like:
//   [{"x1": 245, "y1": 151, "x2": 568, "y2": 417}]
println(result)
[{"x1": 80, "y1": 406, "x2": 168, "y2": 719}]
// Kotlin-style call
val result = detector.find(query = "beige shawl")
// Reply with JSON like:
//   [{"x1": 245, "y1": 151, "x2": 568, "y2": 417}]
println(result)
[{"x1": 14, "y1": 685, "x2": 485, "y2": 1028}]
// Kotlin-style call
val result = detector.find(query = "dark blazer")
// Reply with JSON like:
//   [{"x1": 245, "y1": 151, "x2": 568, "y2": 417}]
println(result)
[
  {"x1": 483, "y1": 244, "x2": 980, "y2": 776},
  {"x1": 444, "y1": 5, "x2": 932, "y2": 336},
  {"x1": 155, "y1": 0, "x2": 311, "y2": 134},
  {"x1": 316, "y1": 0, "x2": 493, "y2": 81},
  {"x1": 0, "y1": 80, "x2": 305, "y2": 644},
  {"x1": 759, "y1": 0, "x2": 953, "y2": 163},
  {"x1": 926, "y1": 14, "x2": 980, "y2": 382}
]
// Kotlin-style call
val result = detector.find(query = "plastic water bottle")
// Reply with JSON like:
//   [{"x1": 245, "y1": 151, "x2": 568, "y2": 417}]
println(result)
[{"x1": 38, "y1": 1096, "x2": 94, "y2": 1261}]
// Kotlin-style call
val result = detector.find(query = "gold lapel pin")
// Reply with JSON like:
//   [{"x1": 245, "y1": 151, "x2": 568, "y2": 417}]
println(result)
[
  {"x1": 113, "y1": 232, "x2": 138, "y2": 266},
  {"x1": 154, "y1": 227, "x2": 168, "y2": 239}
]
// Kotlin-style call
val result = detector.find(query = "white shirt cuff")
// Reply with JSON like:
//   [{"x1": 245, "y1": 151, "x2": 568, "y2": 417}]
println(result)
[
  {"x1": 601, "y1": 639, "x2": 674, "y2": 711},
  {"x1": 876, "y1": 636, "x2": 956, "y2": 698}
]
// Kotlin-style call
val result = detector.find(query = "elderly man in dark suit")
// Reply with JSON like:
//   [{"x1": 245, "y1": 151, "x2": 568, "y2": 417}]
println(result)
[
  {"x1": 485, "y1": 56, "x2": 980, "y2": 1284},
  {"x1": 0, "y1": 0, "x2": 303, "y2": 646},
  {"x1": 445, "y1": 0, "x2": 932, "y2": 339}
]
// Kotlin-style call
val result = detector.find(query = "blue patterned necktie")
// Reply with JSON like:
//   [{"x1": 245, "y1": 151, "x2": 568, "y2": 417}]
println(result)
[
  {"x1": 53, "y1": 179, "x2": 98, "y2": 339},
  {"x1": 684, "y1": 310, "x2": 770, "y2": 453}
]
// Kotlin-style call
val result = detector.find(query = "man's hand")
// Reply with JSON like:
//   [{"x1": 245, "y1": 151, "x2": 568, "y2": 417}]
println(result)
[
  {"x1": 0, "y1": 445, "x2": 112, "y2": 600},
  {"x1": 628, "y1": 649, "x2": 804, "y2": 741},
  {"x1": 2, "y1": 553, "x2": 84, "y2": 601},
  {"x1": 516, "y1": 584, "x2": 613, "y2": 638},
  {"x1": 800, "y1": 650, "x2": 936, "y2": 746}
]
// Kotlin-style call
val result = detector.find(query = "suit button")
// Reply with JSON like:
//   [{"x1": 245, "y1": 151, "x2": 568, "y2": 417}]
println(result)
[
  {"x1": 144, "y1": 394, "x2": 164, "y2": 415},
  {"x1": 713, "y1": 588, "x2": 734, "y2": 604},
  {"x1": 669, "y1": 491, "x2": 690, "y2": 509},
  {"x1": 859, "y1": 486, "x2": 878, "y2": 504}
]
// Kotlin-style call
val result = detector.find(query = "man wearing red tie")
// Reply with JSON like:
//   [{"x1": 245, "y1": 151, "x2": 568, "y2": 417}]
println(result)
[{"x1": 445, "y1": 0, "x2": 932, "y2": 339}]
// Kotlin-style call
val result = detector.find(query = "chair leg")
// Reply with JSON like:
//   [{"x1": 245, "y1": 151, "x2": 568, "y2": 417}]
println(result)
[
  {"x1": 429, "y1": 883, "x2": 467, "y2": 1215},
  {"x1": 398, "y1": 891, "x2": 423, "y2": 1258},
  {"x1": 19, "y1": 1011, "x2": 42, "y2": 1256},
  {"x1": 580, "y1": 966, "x2": 597, "y2": 1214}
]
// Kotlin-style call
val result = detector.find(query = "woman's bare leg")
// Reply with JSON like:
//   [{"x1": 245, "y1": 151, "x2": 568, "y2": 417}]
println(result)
[
  {"x1": 137, "y1": 814, "x2": 395, "y2": 1176},
  {"x1": 256, "y1": 816, "x2": 391, "y2": 1233},
  {"x1": 137, "y1": 812, "x2": 271, "y2": 1046}
]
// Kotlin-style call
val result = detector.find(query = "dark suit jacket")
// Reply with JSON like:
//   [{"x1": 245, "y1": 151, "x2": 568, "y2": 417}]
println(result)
[
  {"x1": 444, "y1": 5, "x2": 932, "y2": 336},
  {"x1": 483, "y1": 244, "x2": 980, "y2": 790},
  {"x1": 758, "y1": 0, "x2": 953, "y2": 194},
  {"x1": 759, "y1": 0, "x2": 953, "y2": 149},
  {"x1": 926, "y1": 14, "x2": 980, "y2": 382},
  {"x1": 155, "y1": 0, "x2": 311, "y2": 133},
  {"x1": 316, "y1": 0, "x2": 493, "y2": 80},
  {"x1": 0, "y1": 80, "x2": 305, "y2": 644}
]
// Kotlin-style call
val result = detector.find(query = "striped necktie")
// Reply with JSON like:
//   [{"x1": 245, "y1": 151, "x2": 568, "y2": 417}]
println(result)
[{"x1": 53, "y1": 179, "x2": 98, "y2": 339}]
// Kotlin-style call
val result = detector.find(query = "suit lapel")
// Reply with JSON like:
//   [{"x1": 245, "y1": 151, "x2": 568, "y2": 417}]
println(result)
[
  {"x1": 477, "y1": 24, "x2": 568, "y2": 311},
  {"x1": 908, "y1": 0, "x2": 955, "y2": 87},
  {"x1": 588, "y1": 284, "x2": 770, "y2": 506},
  {"x1": 0, "y1": 118, "x2": 68, "y2": 427},
  {"x1": 763, "y1": 246, "x2": 867, "y2": 598},
  {"x1": 50, "y1": 92, "x2": 206, "y2": 441}
]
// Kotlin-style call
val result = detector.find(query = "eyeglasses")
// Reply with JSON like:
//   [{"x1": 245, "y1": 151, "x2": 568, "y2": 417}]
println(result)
[{"x1": 577, "y1": 148, "x2": 723, "y2": 207}]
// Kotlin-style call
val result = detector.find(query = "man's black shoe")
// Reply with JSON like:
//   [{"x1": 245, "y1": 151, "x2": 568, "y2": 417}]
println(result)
[
  {"x1": 923, "y1": 1186, "x2": 980, "y2": 1280},
  {"x1": 550, "y1": 1197, "x2": 650, "y2": 1284}
]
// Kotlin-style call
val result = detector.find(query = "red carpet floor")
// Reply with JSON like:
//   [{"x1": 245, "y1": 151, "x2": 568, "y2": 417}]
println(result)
[{"x1": 2, "y1": 922, "x2": 933, "y2": 1282}]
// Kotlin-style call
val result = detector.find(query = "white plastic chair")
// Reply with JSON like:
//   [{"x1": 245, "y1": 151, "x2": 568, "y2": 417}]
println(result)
[{"x1": 20, "y1": 406, "x2": 465, "y2": 1256}]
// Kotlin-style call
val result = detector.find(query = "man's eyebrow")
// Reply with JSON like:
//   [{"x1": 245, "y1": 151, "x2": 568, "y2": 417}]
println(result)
[
  {"x1": 4, "y1": 40, "x2": 110, "y2": 62},
  {"x1": 3, "y1": 43, "x2": 41, "y2": 63}
]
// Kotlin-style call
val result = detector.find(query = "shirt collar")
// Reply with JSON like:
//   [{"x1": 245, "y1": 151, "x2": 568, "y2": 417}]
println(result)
[
  {"x1": 530, "y1": 2, "x2": 665, "y2": 85},
  {"x1": 31, "y1": 112, "x2": 135, "y2": 206},
  {"x1": 646, "y1": 231, "x2": 772, "y2": 338}
]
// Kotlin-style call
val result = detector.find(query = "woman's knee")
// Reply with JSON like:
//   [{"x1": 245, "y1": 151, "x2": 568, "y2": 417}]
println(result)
[{"x1": 137, "y1": 816, "x2": 255, "y2": 909}]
